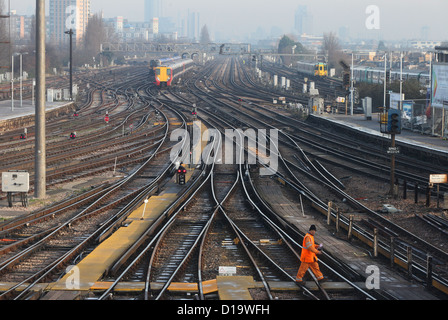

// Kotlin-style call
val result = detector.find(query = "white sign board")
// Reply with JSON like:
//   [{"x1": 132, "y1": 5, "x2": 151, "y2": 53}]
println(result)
[
  {"x1": 387, "y1": 147, "x2": 400, "y2": 154},
  {"x1": 2, "y1": 171, "x2": 30, "y2": 193},
  {"x1": 432, "y1": 64, "x2": 448, "y2": 109},
  {"x1": 430, "y1": 174, "x2": 448, "y2": 184},
  {"x1": 389, "y1": 92, "x2": 405, "y2": 110},
  {"x1": 219, "y1": 266, "x2": 237, "y2": 276}
]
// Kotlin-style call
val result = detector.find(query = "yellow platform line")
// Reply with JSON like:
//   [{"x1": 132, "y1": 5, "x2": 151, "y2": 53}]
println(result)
[{"x1": 47, "y1": 171, "x2": 195, "y2": 292}]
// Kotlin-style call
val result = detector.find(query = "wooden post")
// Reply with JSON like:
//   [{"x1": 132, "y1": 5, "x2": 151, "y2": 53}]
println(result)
[
  {"x1": 327, "y1": 201, "x2": 332, "y2": 225},
  {"x1": 373, "y1": 228, "x2": 378, "y2": 258},
  {"x1": 348, "y1": 215, "x2": 354, "y2": 240},
  {"x1": 335, "y1": 208, "x2": 340, "y2": 232}
]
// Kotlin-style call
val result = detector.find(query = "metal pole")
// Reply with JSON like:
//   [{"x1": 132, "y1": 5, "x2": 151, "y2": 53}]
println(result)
[
  {"x1": 383, "y1": 53, "x2": 387, "y2": 109},
  {"x1": 69, "y1": 29, "x2": 73, "y2": 100},
  {"x1": 35, "y1": 0, "x2": 46, "y2": 199},
  {"x1": 390, "y1": 133, "x2": 396, "y2": 197},
  {"x1": 389, "y1": 52, "x2": 392, "y2": 84},
  {"x1": 400, "y1": 52, "x2": 403, "y2": 111},
  {"x1": 350, "y1": 53, "x2": 354, "y2": 115},
  {"x1": 65, "y1": 29, "x2": 73, "y2": 100},
  {"x1": 20, "y1": 53, "x2": 23, "y2": 107},
  {"x1": 32, "y1": 79, "x2": 35, "y2": 106},
  {"x1": 431, "y1": 53, "x2": 435, "y2": 136},
  {"x1": 9, "y1": 0, "x2": 12, "y2": 111},
  {"x1": 11, "y1": 54, "x2": 13, "y2": 111}
]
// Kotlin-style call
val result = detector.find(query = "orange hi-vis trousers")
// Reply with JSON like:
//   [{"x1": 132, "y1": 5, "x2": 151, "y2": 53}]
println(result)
[{"x1": 295, "y1": 261, "x2": 324, "y2": 282}]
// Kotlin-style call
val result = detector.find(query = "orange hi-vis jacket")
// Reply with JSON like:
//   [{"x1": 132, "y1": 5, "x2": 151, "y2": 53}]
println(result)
[{"x1": 301, "y1": 232, "x2": 320, "y2": 263}]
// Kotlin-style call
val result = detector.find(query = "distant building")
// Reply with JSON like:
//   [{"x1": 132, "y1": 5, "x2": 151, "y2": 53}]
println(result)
[
  {"x1": 294, "y1": 5, "x2": 313, "y2": 36},
  {"x1": 110, "y1": 18, "x2": 159, "y2": 42},
  {"x1": 10, "y1": 11, "x2": 34, "y2": 43},
  {"x1": 409, "y1": 40, "x2": 442, "y2": 50},
  {"x1": 338, "y1": 26, "x2": 350, "y2": 43},
  {"x1": 144, "y1": 0, "x2": 161, "y2": 22},
  {"x1": 187, "y1": 11, "x2": 200, "y2": 42},
  {"x1": 103, "y1": 16, "x2": 124, "y2": 34},
  {"x1": 49, "y1": 0, "x2": 91, "y2": 46}
]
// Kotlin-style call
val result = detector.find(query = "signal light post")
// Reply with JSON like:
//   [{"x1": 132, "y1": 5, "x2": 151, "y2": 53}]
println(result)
[
  {"x1": 177, "y1": 166, "x2": 186, "y2": 185},
  {"x1": 387, "y1": 109, "x2": 402, "y2": 197},
  {"x1": 65, "y1": 29, "x2": 74, "y2": 101}
]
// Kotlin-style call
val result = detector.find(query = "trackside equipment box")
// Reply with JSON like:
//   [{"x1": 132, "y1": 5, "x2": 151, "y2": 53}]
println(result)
[{"x1": 2, "y1": 171, "x2": 30, "y2": 193}]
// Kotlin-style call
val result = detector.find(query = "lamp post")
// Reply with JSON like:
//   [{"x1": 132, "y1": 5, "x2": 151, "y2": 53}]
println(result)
[
  {"x1": 350, "y1": 52, "x2": 354, "y2": 115},
  {"x1": 65, "y1": 29, "x2": 73, "y2": 100},
  {"x1": 11, "y1": 54, "x2": 14, "y2": 111},
  {"x1": 19, "y1": 52, "x2": 28, "y2": 107},
  {"x1": 383, "y1": 53, "x2": 387, "y2": 110}
]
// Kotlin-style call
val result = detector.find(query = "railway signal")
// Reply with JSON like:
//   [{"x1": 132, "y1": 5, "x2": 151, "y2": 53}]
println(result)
[
  {"x1": 387, "y1": 109, "x2": 401, "y2": 134},
  {"x1": 70, "y1": 132, "x2": 77, "y2": 139},
  {"x1": 177, "y1": 166, "x2": 186, "y2": 185},
  {"x1": 105, "y1": 115, "x2": 110, "y2": 123},
  {"x1": 343, "y1": 72, "x2": 350, "y2": 89},
  {"x1": 386, "y1": 108, "x2": 401, "y2": 198},
  {"x1": 20, "y1": 133, "x2": 26, "y2": 140}
]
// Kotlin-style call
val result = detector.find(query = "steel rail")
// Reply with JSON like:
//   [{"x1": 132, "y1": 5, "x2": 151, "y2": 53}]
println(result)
[{"x1": 0, "y1": 93, "x2": 178, "y2": 300}]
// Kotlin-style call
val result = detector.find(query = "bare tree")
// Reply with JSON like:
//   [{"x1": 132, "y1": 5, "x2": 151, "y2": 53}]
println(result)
[
  {"x1": 323, "y1": 32, "x2": 347, "y2": 74},
  {"x1": 77, "y1": 14, "x2": 108, "y2": 66}
]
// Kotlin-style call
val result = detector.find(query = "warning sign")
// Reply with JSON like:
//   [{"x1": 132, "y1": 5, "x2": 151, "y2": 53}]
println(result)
[{"x1": 219, "y1": 266, "x2": 237, "y2": 276}]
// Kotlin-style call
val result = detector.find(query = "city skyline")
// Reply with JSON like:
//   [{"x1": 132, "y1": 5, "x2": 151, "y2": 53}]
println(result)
[{"x1": 10, "y1": 0, "x2": 448, "y2": 42}]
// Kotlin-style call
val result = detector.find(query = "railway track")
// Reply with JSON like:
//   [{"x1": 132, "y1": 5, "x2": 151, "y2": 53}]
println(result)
[
  {"x1": 180, "y1": 56, "x2": 448, "y2": 297},
  {"x1": 0, "y1": 68, "x2": 190, "y2": 299},
  {"x1": 1, "y1": 58, "x2": 447, "y2": 300}
]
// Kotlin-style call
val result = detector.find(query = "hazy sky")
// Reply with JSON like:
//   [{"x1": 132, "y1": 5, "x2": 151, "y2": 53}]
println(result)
[{"x1": 11, "y1": 0, "x2": 448, "y2": 41}]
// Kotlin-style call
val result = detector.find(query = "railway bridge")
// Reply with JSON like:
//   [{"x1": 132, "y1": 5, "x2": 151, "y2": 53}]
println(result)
[{"x1": 101, "y1": 42, "x2": 252, "y2": 63}]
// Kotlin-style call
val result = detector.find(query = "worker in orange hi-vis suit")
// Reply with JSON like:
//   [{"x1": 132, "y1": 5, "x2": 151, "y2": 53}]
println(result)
[{"x1": 295, "y1": 225, "x2": 325, "y2": 285}]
